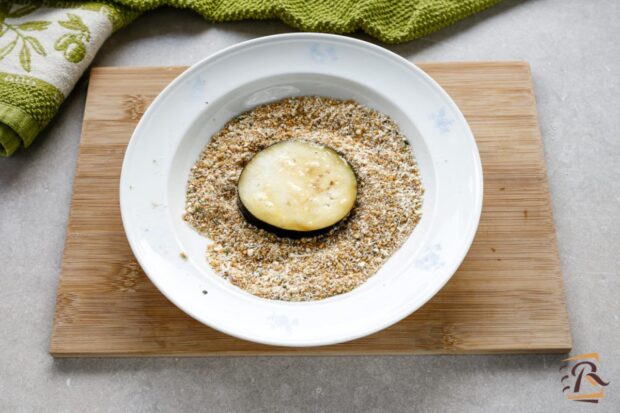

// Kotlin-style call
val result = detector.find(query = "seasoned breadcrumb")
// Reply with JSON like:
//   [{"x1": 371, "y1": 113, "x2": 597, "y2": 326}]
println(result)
[{"x1": 184, "y1": 97, "x2": 423, "y2": 301}]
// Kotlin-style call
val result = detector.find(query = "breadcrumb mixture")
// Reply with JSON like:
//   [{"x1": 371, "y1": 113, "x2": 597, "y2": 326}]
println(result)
[{"x1": 184, "y1": 97, "x2": 423, "y2": 301}]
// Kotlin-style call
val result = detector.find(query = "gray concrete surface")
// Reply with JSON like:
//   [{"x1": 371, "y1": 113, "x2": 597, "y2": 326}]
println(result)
[{"x1": 1, "y1": 1, "x2": 619, "y2": 411}]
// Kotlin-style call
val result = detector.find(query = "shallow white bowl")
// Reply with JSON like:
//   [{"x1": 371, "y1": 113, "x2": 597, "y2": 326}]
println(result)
[{"x1": 120, "y1": 33, "x2": 483, "y2": 347}]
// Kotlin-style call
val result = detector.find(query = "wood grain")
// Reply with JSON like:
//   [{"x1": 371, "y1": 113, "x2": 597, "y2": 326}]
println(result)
[{"x1": 50, "y1": 62, "x2": 571, "y2": 356}]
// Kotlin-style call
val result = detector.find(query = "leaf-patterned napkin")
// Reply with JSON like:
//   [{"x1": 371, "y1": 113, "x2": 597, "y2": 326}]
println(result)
[
  {"x1": 0, "y1": 0, "x2": 501, "y2": 156},
  {"x1": 0, "y1": 2, "x2": 136, "y2": 156}
]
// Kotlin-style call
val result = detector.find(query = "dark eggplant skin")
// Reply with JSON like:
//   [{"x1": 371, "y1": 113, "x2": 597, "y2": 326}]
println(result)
[
  {"x1": 237, "y1": 197, "x2": 345, "y2": 238},
  {"x1": 236, "y1": 140, "x2": 358, "y2": 239}
]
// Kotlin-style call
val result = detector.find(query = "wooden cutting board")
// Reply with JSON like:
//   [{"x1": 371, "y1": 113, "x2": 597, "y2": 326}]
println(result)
[{"x1": 50, "y1": 62, "x2": 571, "y2": 356}]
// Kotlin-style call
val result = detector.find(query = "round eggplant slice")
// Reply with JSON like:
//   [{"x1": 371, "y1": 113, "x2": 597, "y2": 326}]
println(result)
[{"x1": 238, "y1": 140, "x2": 357, "y2": 237}]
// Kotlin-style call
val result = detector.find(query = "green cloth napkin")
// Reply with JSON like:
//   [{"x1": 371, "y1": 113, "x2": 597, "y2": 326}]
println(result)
[{"x1": 0, "y1": 0, "x2": 501, "y2": 156}]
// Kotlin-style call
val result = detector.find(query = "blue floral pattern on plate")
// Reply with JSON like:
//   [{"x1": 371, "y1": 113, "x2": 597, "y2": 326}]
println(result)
[
  {"x1": 309, "y1": 43, "x2": 338, "y2": 63},
  {"x1": 268, "y1": 313, "x2": 299, "y2": 333},
  {"x1": 189, "y1": 77, "x2": 206, "y2": 99},
  {"x1": 429, "y1": 108, "x2": 454, "y2": 134},
  {"x1": 415, "y1": 244, "x2": 445, "y2": 270}
]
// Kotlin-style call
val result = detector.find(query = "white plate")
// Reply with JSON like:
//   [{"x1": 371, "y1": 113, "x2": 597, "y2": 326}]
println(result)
[{"x1": 120, "y1": 33, "x2": 483, "y2": 347}]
